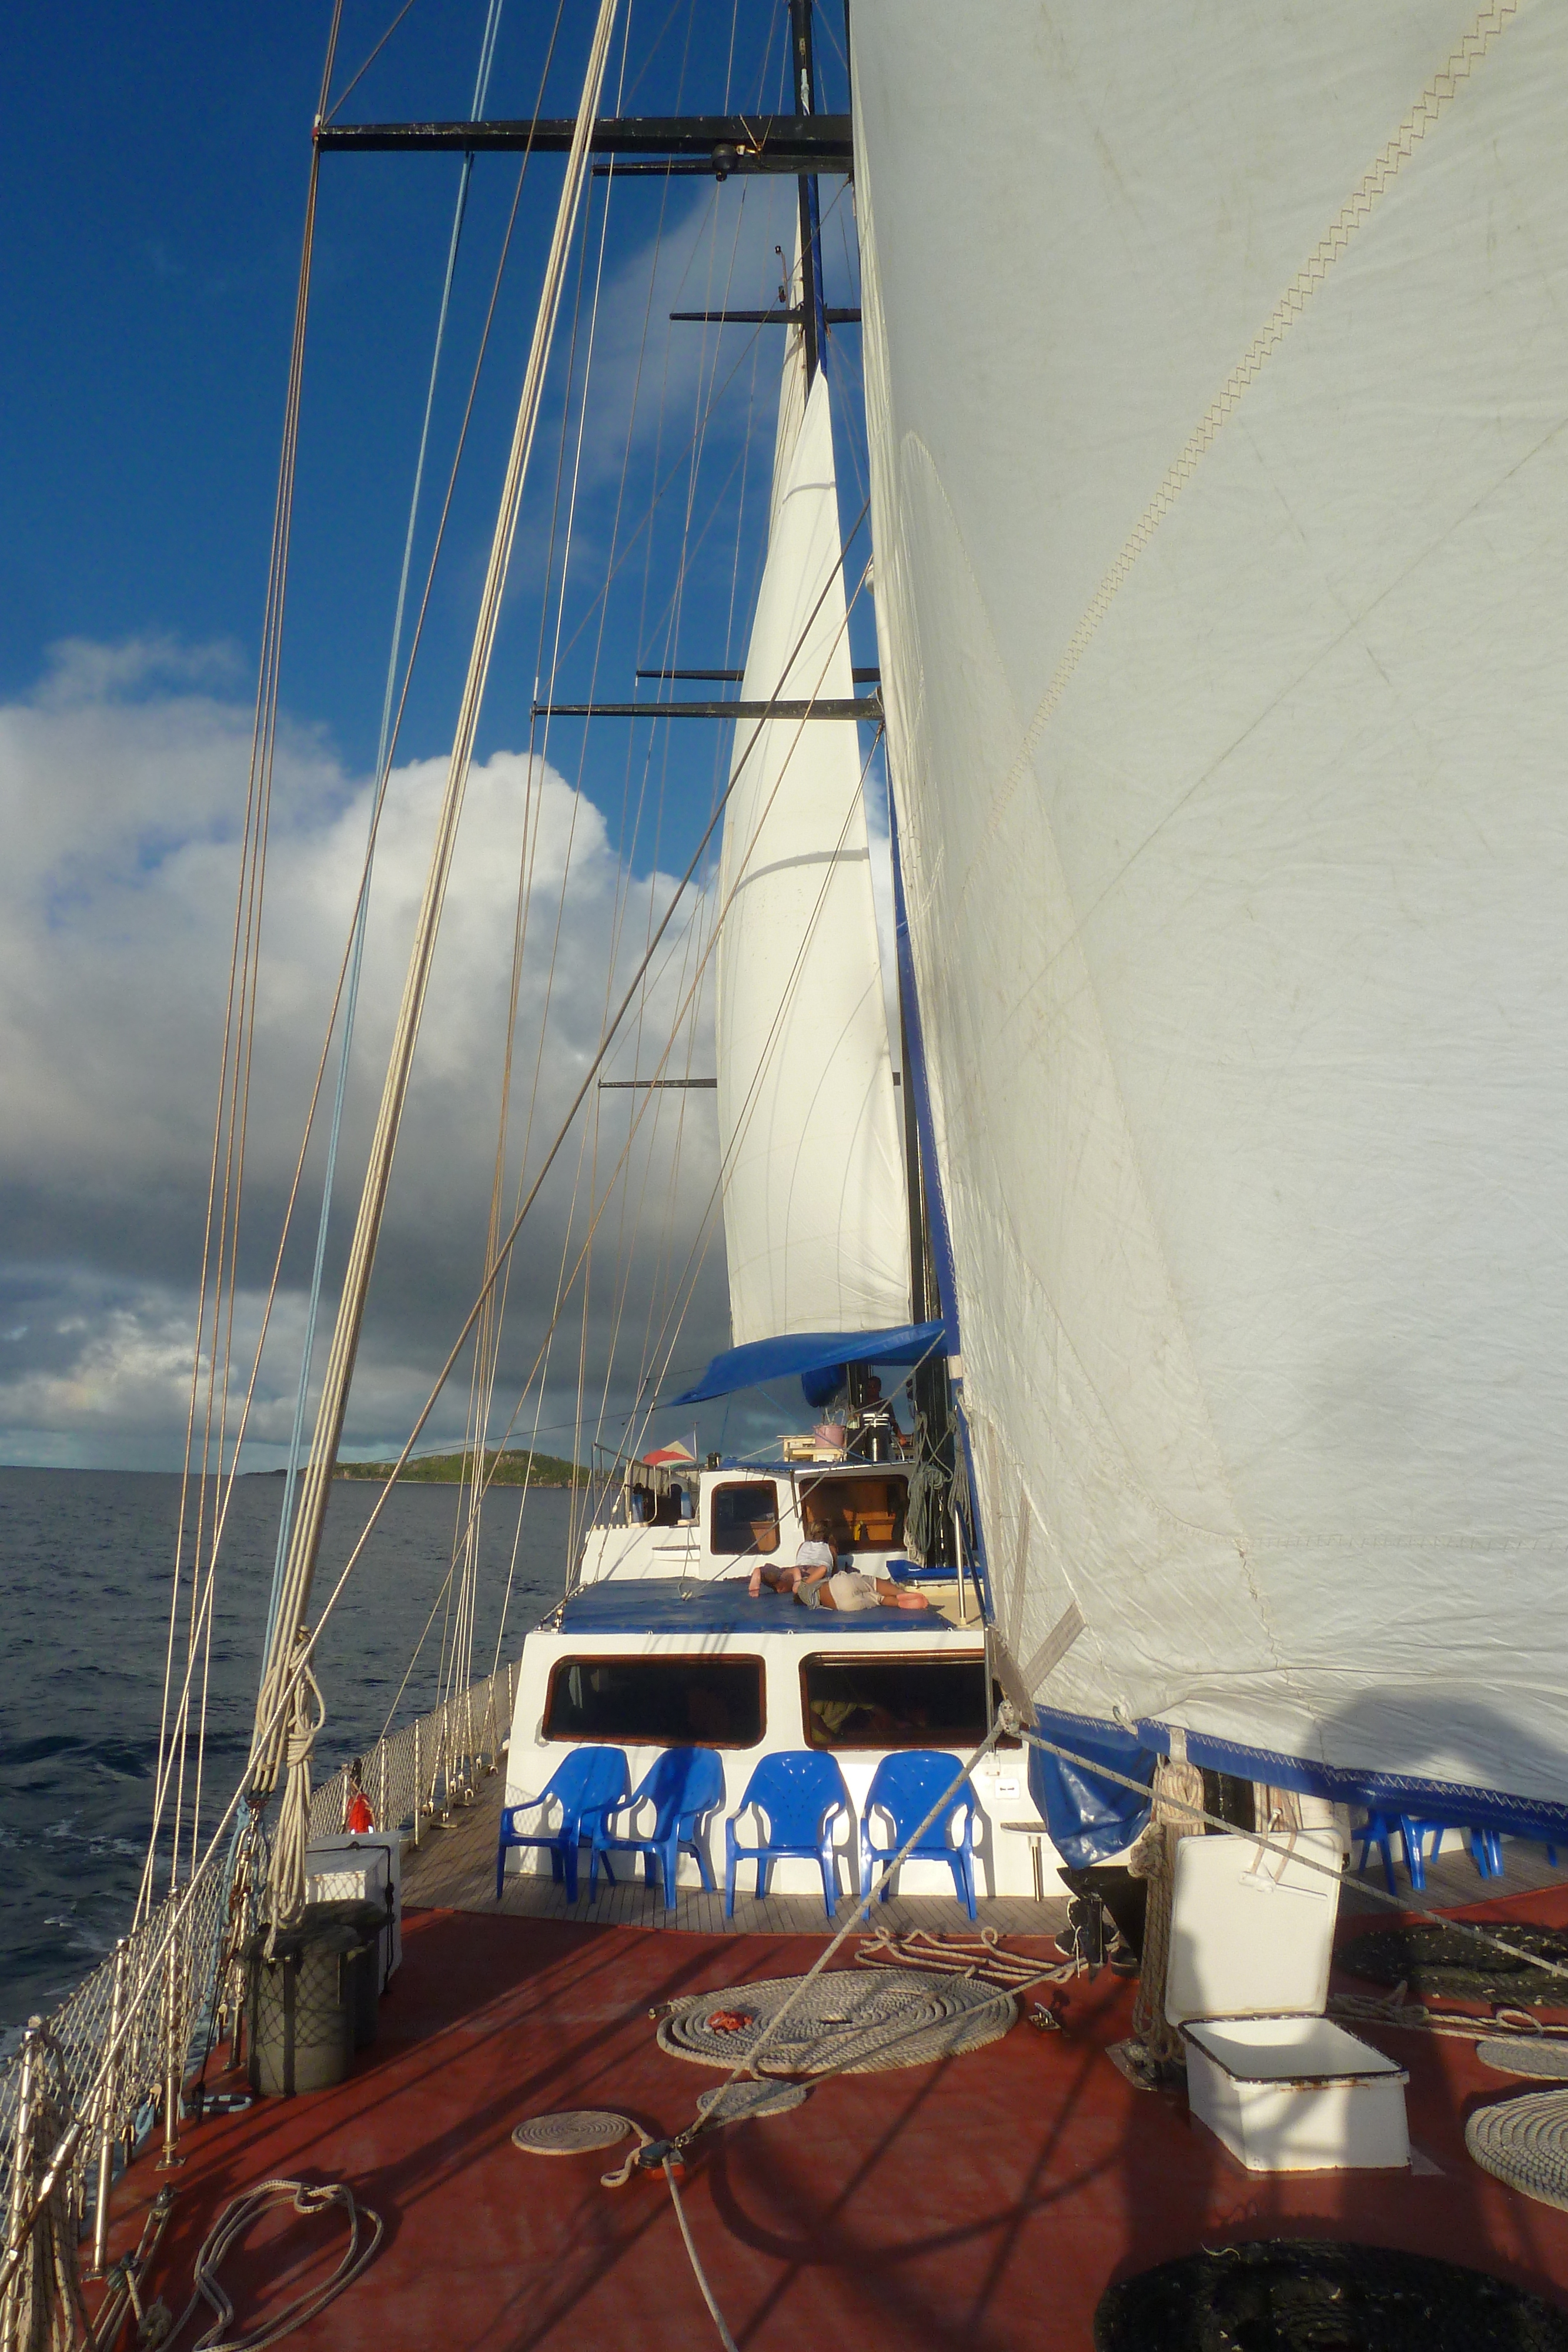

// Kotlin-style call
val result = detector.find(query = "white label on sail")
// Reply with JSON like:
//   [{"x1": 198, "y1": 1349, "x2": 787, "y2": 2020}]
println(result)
[{"x1": 714, "y1": 350, "x2": 908, "y2": 1347}]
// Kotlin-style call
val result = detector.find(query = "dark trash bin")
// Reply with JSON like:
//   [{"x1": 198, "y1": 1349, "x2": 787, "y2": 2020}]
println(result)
[
  {"x1": 304, "y1": 1897, "x2": 386, "y2": 2048},
  {"x1": 245, "y1": 1910, "x2": 363, "y2": 2096}
]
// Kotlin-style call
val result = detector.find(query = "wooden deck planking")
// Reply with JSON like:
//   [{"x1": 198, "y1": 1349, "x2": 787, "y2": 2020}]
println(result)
[{"x1": 1341, "y1": 1839, "x2": 1568, "y2": 1914}]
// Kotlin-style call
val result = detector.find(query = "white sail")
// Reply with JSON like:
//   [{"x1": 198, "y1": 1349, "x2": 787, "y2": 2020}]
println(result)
[
  {"x1": 713, "y1": 332, "x2": 908, "y2": 1347},
  {"x1": 852, "y1": 2, "x2": 1568, "y2": 1800}
]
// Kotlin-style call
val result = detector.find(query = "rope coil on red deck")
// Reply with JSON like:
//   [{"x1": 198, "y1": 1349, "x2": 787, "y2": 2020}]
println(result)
[{"x1": 149, "y1": 2179, "x2": 383, "y2": 2352}]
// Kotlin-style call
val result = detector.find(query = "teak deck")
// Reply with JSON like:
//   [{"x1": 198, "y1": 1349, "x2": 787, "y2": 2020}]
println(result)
[{"x1": 87, "y1": 1806, "x2": 1568, "y2": 2350}]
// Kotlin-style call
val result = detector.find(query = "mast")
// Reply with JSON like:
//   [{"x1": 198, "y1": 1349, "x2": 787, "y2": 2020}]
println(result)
[{"x1": 788, "y1": 0, "x2": 830, "y2": 386}]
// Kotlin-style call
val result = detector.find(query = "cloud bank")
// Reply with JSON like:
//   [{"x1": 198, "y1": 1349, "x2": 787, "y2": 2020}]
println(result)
[{"x1": 0, "y1": 640, "x2": 729, "y2": 1469}]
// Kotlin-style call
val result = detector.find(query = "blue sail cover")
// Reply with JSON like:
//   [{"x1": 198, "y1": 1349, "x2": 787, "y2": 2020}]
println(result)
[
  {"x1": 1028, "y1": 1708, "x2": 1155, "y2": 1870},
  {"x1": 667, "y1": 1319, "x2": 950, "y2": 1407}
]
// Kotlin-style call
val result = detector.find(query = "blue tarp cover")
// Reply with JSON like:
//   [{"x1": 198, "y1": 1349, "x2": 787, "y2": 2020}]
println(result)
[
  {"x1": 553, "y1": 1576, "x2": 948, "y2": 1638},
  {"x1": 1028, "y1": 1706, "x2": 1155, "y2": 1869},
  {"x1": 666, "y1": 1318, "x2": 950, "y2": 1406}
]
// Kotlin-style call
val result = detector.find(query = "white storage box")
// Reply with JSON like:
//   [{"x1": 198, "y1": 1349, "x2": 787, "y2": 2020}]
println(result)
[
  {"x1": 306, "y1": 1833, "x2": 402, "y2": 1987},
  {"x1": 1166, "y1": 1825, "x2": 1407, "y2": 2173},
  {"x1": 1184, "y1": 2015, "x2": 1408, "y2": 2173}
]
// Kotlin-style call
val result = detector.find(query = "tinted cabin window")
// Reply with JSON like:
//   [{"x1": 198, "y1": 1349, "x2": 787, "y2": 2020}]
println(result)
[
  {"x1": 801, "y1": 1653, "x2": 1016, "y2": 1750},
  {"x1": 710, "y1": 1481, "x2": 780, "y2": 1555},
  {"x1": 800, "y1": 1475, "x2": 907, "y2": 1555},
  {"x1": 545, "y1": 1656, "x2": 764, "y2": 1747}
]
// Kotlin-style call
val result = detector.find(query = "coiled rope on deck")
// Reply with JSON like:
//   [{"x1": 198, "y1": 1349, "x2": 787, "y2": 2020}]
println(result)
[
  {"x1": 152, "y1": 2179, "x2": 383, "y2": 2352},
  {"x1": 1467, "y1": 2093, "x2": 1568, "y2": 2215}
]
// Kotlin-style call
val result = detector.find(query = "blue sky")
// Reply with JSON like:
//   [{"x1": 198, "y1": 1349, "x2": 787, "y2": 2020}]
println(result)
[
  {"x1": 1, "y1": 0, "x2": 881, "y2": 1471},
  {"x1": 4, "y1": 0, "x2": 869, "y2": 781}
]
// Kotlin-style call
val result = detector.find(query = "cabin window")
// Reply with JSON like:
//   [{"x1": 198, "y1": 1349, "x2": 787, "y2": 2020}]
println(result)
[
  {"x1": 544, "y1": 1655, "x2": 765, "y2": 1748},
  {"x1": 799, "y1": 1653, "x2": 1017, "y2": 1750},
  {"x1": 798, "y1": 1475, "x2": 907, "y2": 1555},
  {"x1": 709, "y1": 1480, "x2": 780, "y2": 1555}
]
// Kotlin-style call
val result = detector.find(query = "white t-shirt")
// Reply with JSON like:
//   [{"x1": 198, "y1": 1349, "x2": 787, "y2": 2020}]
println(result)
[{"x1": 795, "y1": 1539, "x2": 835, "y2": 1574}]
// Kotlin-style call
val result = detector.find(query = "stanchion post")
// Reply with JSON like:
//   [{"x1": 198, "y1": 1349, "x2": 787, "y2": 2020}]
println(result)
[
  {"x1": 157, "y1": 1907, "x2": 184, "y2": 2171},
  {"x1": 88, "y1": 1942, "x2": 129, "y2": 2277},
  {"x1": 1, "y1": 2019, "x2": 42, "y2": 2349}
]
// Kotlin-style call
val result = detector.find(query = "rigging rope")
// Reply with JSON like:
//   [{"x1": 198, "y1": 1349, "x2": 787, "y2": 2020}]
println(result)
[
  {"x1": 139, "y1": 4, "x2": 573, "y2": 1895},
  {"x1": 253, "y1": 0, "x2": 624, "y2": 1829},
  {"x1": 265, "y1": 1636, "x2": 325, "y2": 1951},
  {"x1": 444, "y1": 560, "x2": 879, "y2": 1581},
  {"x1": 661, "y1": 2160, "x2": 740, "y2": 2352},
  {"x1": 141, "y1": 0, "x2": 346, "y2": 1923},
  {"x1": 265, "y1": 0, "x2": 510, "y2": 1668}
]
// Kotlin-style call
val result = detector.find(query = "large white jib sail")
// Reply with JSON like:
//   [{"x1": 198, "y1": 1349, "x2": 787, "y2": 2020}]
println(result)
[
  {"x1": 713, "y1": 289, "x2": 908, "y2": 1348},
  {"x1": 851, "y1": 2, "x2": 1568, "y2": 1806}
]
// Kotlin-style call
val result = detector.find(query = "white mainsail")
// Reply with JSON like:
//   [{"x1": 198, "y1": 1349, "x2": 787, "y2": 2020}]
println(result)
[
  {"x1": 852, "y1": 2, "x2": 1568, "y2": 1801},
  {"x1": 713, "y1": 310, "x2": 908, "y2": 1347}
]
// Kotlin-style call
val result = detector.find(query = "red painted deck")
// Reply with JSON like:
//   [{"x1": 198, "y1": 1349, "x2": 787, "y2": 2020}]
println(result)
[{"x1": 92, "y1": 1887, "x2": 1568, "y2": 2350}]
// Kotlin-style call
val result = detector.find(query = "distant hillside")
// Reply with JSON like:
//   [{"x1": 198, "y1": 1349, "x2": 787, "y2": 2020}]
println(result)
[{"x1": 335, "y1": 1446, "x2": 590, "y2": 1488}]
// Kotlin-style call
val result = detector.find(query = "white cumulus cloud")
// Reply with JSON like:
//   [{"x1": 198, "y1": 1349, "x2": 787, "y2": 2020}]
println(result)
[{"x1": 0, "y1": 641, "x2": 730, "y2": 1469}]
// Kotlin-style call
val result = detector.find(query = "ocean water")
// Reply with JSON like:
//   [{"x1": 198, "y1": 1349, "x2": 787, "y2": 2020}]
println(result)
[{"x1": 0, "y1": 1467, "x2": 573, "y2": 2045}]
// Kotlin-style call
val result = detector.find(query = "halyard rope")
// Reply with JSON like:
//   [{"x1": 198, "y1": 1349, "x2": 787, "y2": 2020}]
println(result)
[
  {"x1": 662, "y1": 2161, "x2": 740, "y2": 2352},
  {"x1": 265, "y1": 0, "x2": 511, "y2": 1669}
]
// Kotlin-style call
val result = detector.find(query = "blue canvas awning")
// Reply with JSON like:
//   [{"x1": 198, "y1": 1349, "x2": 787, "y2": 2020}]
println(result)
[{"x1": 666, "y1": 1318, "x2": 950, "y2": 1408}]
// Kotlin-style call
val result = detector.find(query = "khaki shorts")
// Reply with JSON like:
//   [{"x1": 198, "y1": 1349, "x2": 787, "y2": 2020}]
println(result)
[{"x1": 797, "y1": 1570, "x2": 879, "y2": 1613}]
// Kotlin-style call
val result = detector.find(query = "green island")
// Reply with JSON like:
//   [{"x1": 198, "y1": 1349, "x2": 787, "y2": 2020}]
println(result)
[{"x1": 333, "y1": 1446, "x2": 590, "y2": 1488}]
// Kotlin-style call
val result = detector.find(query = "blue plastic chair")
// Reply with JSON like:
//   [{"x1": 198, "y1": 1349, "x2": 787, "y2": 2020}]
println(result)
[
  {"x1": 590, "y1": 1748, "x2": 724, "y2": 1910},
  {"x1": 884, "y1": 1556, "x2": 956, "y2": 1584},
  {"x1": 860, "y1": 1750, "x2": 981, "y2": 1922},
  {"x1": 495, "y1": 1746, "x2": 630, "y2": 1902},
  {"x1": 1355, "y1": 1812, "x2": 1427, "y2": 1895},
  {"x1": 724, "y1": 1751, "x2": 855, "y2": 1922},
  {"x1": 1407, "y1": 1820, "x2": 1506, "y2": 1882}
]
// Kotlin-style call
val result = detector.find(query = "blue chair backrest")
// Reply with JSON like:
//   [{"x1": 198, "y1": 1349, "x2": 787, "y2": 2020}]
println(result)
[
  {"x1": 865, "y1": 1750, "x2": 974, "y2": 1849},
  {"x1": 540, "y1": 1745, "x2": 629, "y2": 1823},
  {"x1": 738, "y1": 1750, "x2": 849, "y2": 1843},
  {"x1": 631, "y1": 1746, "x2": 726, "y2": 1835}
]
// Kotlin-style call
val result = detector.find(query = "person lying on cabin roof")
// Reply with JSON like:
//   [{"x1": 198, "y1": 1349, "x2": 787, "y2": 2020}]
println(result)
[
  {"x1": 795, "y1": 1563, "x2": 928, "y2": 1612},
  {"x1": 748, "y1": 1507, "x2": 837, "y2": 1599}
]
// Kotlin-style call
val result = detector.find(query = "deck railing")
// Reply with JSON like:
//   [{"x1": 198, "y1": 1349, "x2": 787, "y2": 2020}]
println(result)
[
  {"x1": 0, "y1": 1657, "x2": 519, "y2": 2324},
  {"x1": 307, "y1": 1658, "x2": 519, "y2": 1847}
]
